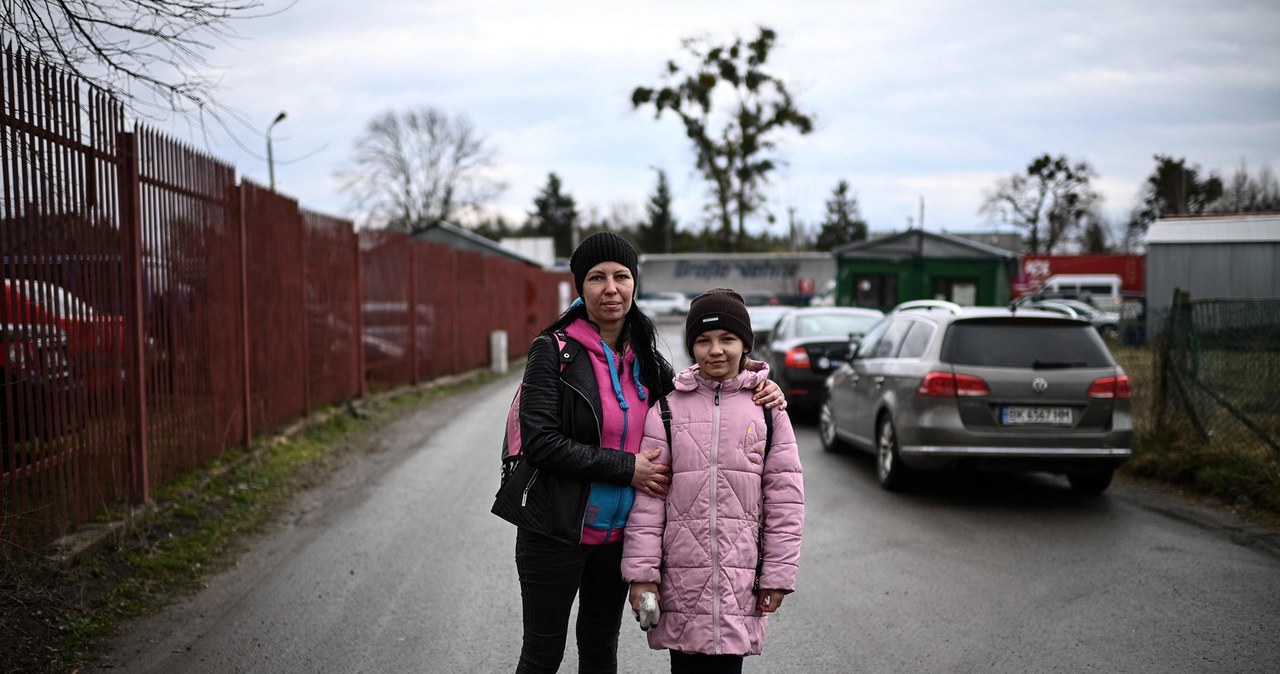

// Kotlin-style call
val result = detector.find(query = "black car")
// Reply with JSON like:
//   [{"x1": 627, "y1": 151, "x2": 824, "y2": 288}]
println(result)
[
  {"x1": 757, "y1": 307, "x2": 884, "y2": 411},
  {"x1": 746, "y1": 305, "x2": 793, "y2": 348}
]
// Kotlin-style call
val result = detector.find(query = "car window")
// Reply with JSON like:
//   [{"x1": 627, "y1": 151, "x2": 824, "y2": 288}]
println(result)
[
  {"x1": 941, "y1": 320, "x2": 1114, "y2": 367},
  {"x1": 796, "y1": 313, "x2": 881, "y2": 338},
  {"x1": 871, "y1": 320, "x2": 912, "y2": 358},
  {"x1": 897, "y1": 320, "x2": 936, "y2": 359},
  {"x1": 17, "y1": 281, "x2": 96, "y2": 318},
  {"x1": 855, "y1": 319, "x2": 890, "y2": 358},
  {"x1": 771, "y1": 315, "x2": 791, "y2": 340}
]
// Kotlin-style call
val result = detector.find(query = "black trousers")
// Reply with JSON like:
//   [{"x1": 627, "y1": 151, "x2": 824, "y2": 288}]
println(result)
[
  {"x1": 515, "y1": 528, "x2": 628, "y2": 674},
  {"x1": 670, "y1": 650, "x2": 745, "y2": 674}
]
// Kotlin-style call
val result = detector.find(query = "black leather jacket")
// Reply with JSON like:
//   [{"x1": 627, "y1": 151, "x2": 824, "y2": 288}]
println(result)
[{"x1": 491, "y1": 330, "x2": 674, "y2": 544}]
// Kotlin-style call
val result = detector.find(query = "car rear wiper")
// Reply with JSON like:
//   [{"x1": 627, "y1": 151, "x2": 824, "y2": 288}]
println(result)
[{"x1": 1032, "y1": 360, "x2": 1086, "y2": 369}]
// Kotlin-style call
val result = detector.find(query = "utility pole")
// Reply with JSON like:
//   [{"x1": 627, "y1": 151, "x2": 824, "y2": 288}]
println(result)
[{"x1": 267, "y1": 111, "x2": 287, "y2": 191}]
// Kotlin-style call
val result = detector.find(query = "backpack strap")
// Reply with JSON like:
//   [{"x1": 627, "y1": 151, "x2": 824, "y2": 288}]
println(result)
[
  {"x1": 762, "y1": 405, "x2": 774, "y2": 459},
  {"x1": 753, "y1": 404, "x2": 775, "y2": 595},
  {"x1": 657, "y1": 394, "x2": 673, "y2": 450}
]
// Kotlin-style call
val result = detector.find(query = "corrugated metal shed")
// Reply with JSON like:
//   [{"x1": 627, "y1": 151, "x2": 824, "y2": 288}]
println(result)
[{"x1": 1146, "y1": 214, "x2": 1280, "y2": 333}]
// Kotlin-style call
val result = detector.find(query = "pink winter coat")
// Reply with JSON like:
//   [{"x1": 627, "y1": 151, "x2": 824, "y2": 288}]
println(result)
[{"x1": 621, "y1": 361, "x2": 804, "y2": 656}]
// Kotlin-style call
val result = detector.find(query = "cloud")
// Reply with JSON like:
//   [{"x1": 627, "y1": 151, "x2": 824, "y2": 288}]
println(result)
[{"x1": 171, "y1": 0, "x2": 1280, "y2": 238}]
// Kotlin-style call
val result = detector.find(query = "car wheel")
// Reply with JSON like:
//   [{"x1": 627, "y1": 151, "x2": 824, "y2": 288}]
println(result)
[
  {"x1": 1068, "y1": 470, "x2": 1113, "y2": 495},
  {"x1": 818, "y1": 399, "x2": 847, "y2": 453},
  {"x1": 876, "y1": 415, "x2": 913, "y2": 491},
  {"x1": 1099, "y1": 325, "x2": 1120, "y2": 341}
]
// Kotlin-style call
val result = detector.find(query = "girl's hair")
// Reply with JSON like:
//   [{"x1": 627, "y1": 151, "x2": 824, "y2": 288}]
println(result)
[{"x1": 545, "y1": 302, "x2": 671, "y2": 395}]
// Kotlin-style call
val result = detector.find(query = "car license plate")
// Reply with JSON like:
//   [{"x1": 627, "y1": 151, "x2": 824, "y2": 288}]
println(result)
[{"x1": 1002, "y1": 406, "x2": 1073, "y2": 426}]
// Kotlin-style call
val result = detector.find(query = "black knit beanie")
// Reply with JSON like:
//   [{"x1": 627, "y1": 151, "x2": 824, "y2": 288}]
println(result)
[
  {"x1": 569, "y1": 231, "x2": 640, "y2": 296},
  {"x1": 685, "y1": 288, "x2": 754, "y2": 357}
]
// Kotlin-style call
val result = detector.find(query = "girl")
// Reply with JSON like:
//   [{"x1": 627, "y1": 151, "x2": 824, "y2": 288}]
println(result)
[{"x1": 622, "y1": 288, "x2": 805, "y2": 674}]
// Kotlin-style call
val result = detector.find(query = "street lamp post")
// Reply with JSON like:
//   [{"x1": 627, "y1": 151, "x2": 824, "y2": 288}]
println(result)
[{"x1": 267, "y1": 111, "x2": 287, "y2": 191}]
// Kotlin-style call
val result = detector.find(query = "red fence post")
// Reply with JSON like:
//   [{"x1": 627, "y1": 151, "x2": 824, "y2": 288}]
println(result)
[
  {"x1": 300, "y1": 213, "x2": 311, "y2": 412},
  {"x1": 237, "y1": 185, "x2": 253, "y2": 447},
  {"x1": 355, "y1": 235, "x2": 366, "y2": 398},
  {"x1": 409, "y1": 242, "x2": 419, "y2": 385},
  {"x1": 116, "y1": 130, "x2": 149, "y2": 505}
]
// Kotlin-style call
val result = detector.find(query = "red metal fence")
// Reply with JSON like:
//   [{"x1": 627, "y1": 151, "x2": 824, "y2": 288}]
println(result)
[{"x1": 0, "y1": 46, "x2": 568, "y2": 557}]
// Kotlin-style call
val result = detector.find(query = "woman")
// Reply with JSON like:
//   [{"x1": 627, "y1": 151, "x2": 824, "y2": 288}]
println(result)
[{"x1": 491, "y1": 232, "x2": 785, "y2": 674}]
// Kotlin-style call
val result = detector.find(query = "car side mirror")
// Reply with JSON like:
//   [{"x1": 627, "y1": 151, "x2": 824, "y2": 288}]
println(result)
[{"x1": 845, "y1": 336, "x2": 863, "y2": 361}]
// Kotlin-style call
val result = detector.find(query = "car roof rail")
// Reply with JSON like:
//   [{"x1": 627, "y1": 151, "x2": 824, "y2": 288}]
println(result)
[
  {"x1": 1032, "y1": 301, "x2": 1079, "y2": 318},
  {"x1": 1012, "y1": 301, "x2": 1078, "y2": 319},
  {"x1": 890, "y1": 299, "x2": 963, "y2": 316}
]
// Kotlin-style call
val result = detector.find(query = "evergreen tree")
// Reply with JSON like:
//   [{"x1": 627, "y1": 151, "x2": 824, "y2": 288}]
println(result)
[
  {"x1": 528, "y1": 173, "x2": 579, "y2": 258},
  {"x1": 814, "y1": 180, "x2": 868, "y2": 251},
  {"x1": 640, "y1": 170, "x2": 678, "y2": 253}
]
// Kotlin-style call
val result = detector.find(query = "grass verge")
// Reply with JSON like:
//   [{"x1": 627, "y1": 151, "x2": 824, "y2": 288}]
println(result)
[
  {"x1": 1112, "y1": 344, "x2": 1280, "y2": 527},
  {"x1": 0, "y1": 371, "x2": 503, "y2": 674}
]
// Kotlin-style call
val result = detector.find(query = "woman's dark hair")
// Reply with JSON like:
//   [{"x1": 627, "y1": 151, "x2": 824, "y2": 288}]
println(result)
[{"x1": 545, "y1": 302, "x2": 671, "y2": 397}]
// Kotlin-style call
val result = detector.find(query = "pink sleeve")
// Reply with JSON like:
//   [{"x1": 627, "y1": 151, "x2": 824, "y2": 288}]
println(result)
[{"x1": 621, "y1": 403, "x2": 670, "y2": 584}]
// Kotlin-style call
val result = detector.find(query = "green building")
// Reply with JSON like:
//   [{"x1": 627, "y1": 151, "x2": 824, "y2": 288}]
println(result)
[{"x1": 832, "y1": 230, "x2": 1018, "y2": 311}]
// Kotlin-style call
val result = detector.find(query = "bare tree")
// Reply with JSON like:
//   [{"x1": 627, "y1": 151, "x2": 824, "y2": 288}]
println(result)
[
  {"x1": 1208, "y1": 161, "x2": 1280, "y2": 213},
  {"x1": 337, "y1": 107, "x2": 506, "y2": 233},
  {"x1": 979, "y1": 154, "x2": 1100, "y2": 254},
  {"x1": 3, "y1": 0, "x2": 271, "y2": 124}
]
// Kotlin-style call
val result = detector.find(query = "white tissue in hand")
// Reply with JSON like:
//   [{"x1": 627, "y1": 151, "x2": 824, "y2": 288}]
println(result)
[{"x1": 638, "y1": 592, "x2": 660, "y2": 631}]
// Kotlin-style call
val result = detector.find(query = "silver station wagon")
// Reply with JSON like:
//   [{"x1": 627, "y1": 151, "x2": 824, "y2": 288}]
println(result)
[{"x1": 819, "y1": 300, "x2": 1132, "y2": 494}]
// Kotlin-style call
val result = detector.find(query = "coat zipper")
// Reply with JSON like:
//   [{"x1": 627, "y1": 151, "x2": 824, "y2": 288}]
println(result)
[
  {"x1": 521, "y1": 469, "x2": 540, "y2": 506},
  {"x1": 710, "y1": 381, "x2": 722, "y2": 653}
]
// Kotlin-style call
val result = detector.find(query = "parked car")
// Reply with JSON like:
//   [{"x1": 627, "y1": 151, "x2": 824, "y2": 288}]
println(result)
[
  {"x1": 757, "y1": 307, "x2": 884, "y2": 411},
  {"x1": 746, "y1": 305, "x2": 793, "y2": 347},
  {"x1": 819, "y1": 300, "x2": 1131, "y2": 494},
  {"x1": 1, "y1": 322, "x2": 72, "y2": 453},
  {"x1": 1037, "y1": 273, "x2": 1124, "y2": 310},
  {"x1": 1013, "y1": 297, "x2": 1121, "y2": 340},
  {"x1": 636, "y1": 291, "x2": 690, "y2": 317},
  {"x1": 739, "y1": 291, "x2": 780, "y2": 307},
  {"x1": 1, "y1": 279, "x2": 123, "y2": 389}
]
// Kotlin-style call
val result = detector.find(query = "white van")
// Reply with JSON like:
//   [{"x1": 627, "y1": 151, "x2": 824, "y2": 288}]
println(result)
[{"x1": 1037, "y1": 274, "x2": 1124, "y2": 309}]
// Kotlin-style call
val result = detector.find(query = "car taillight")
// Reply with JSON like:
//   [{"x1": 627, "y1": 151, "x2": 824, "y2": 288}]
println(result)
[
  {"x1": 917, "y1": 372, "x2": 990, "y2": 397},
  {"x1": 784, "y1": 347, "x2": 810, "y2": 368},
  {"x1": 1087, "y1": 375, "x2": 1131, "y2": 400}
]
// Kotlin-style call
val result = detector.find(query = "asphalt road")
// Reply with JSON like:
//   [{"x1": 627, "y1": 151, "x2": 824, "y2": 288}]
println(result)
[{"x1": 106, "y1": 320, "x2": 1280, "y2": 673}]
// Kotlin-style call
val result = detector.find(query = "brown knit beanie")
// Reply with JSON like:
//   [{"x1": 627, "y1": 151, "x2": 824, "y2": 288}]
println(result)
[
  {"x1": 685, "y1": 288, "x2": 754, "y2": 357},
  {"x1": 569, "y1": 231, "x2": 639, "y2": 296}
]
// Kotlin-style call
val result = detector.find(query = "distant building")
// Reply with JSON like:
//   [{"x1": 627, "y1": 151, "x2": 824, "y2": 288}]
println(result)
[
  {"x1": 948, "y1": 230, "x2": 1024, "y2": 253},
  {"x1": 498, "y1": 236, "x2": 557, "y2": 268},
  {"x1": 639, "y1": 253, "x2": 835, "y2": 303},
  {"x1": 410, "y1": 222, "x2": 545, "y2": 268},
  {"x1": 1145, "y1": 214, "x2": 1280, "y2": 335},
  {"x1": 832, "y1": 230, "x2": 1018, "y2": 311}
]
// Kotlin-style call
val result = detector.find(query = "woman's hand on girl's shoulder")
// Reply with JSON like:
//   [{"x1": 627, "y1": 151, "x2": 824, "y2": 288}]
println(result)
[{"x1": 753, "y1": 378, "x2": 788, "y2": 410}]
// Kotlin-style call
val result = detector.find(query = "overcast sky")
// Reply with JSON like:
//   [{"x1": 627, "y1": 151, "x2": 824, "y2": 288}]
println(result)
[{"x1": 174, "y1": 0, "x2": 1280, "y2": 241}]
